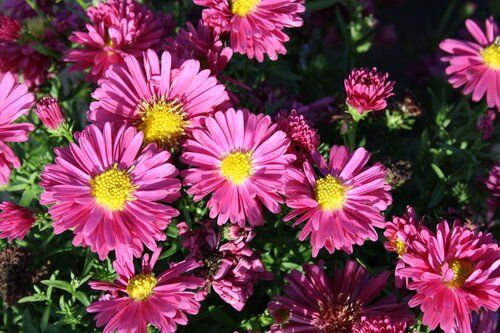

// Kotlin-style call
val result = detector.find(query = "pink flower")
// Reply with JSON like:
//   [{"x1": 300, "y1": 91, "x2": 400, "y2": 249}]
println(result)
[
  {"x1": 478, "y1": 109, "x2": 497, "y2": 141},
  {"x1": 87, "y1": 248, "x2": 204, "y2": 333},
  {"x1": 89, "y1": 50, "x2": 229, "y2": 148},
  {"x1": 164, "y1": 20, "x2": 233, "y2": 75},
  {"x1": 36, "y1": 97, "x2": 64, "y2": 130},
  {"x1": 284, "y1": 145, "x2": 392, "y2": 256},
  {"x1": 276, "y1": 109, "x2": 320, "y2": 167},
  {"x1": 0, "y1": 72, "x2": 35, "y2": 185},
  {"x1": 0, "y1": 202, "x2": 35, "y2": 241},
  {"x1": 344, "y1": 67, "x2": 395, "y2": 114},
  {"x1": 384, "y1": 206, "x2": 429, "y2": 288},
  {"x1": 65, "y1": 0, "x2": 173, "y2": 82},
  {"x1": 485, "y1": 162, "x2": 500, "y2": 222},
  {"x1": 354, "y1": 316, "x2": 409, "y2": 333},
  {"x1": 399, "y1": 220, "x2": 500, "y2": 333},
  {"x1": 194, "y1": 0, "x2": 305, "y2": 62},
  {"x1": 0, "y1": 15, "x2": 21, "y2": 42},
  {"x1": 268, "y1": 261, "x2": 414, "y2": 332},
  {"x1": 178, "y1": 220, "x2": 272, "y2": 310},
  {"x1": 40, "y1": 123, "x2": 181, "y2": 263},
  {"x1": 181, "y1": 108, "x2": 295, "y2": 227},
  {"x1": 470, "y1": 310, "x2": 499, "y2": 333},
  {"x1": 440, "y1": 17, "x2": 500, "y2": 109}
]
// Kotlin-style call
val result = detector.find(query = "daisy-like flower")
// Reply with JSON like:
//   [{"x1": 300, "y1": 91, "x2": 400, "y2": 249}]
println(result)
[
  {"x1": 65, "y1": 0, "x2": 173, "y2": 82},
  {"x1": 164, "y1": 20, "x2": 233, "y2": 76},
  {"x1": 90, "y1": 50, "x2": 229, "y2": 149},
  {"x1": 0, "y1": 72, "x2": 35, "y2": 185},
  {"x1": 0, "y1": 202, "x2": 35, "y2": 241},
  {"x1": 178, "y1": 220, "x2": 272, "y2": 311},
  {"x1": 384, "y1": 206, "x2": 429, "y2": 288},
  {"x1": 276, "y1": 109, "x2": 320, "y2": 167},
  {"x1": 399, "y1": 220, "x2": 500, "y2": 333},
  {"x1": 40, "y1": 123, "x2": 181, "y2": 262},
  {"x1": 344, "y1": 67, "x2": 395, "y2": 115},
  {"x1": 268, "y1": 261, "x2": 414, "y2": 332},
  {"x1": 440, "y1": 17, "x2": 500, "y2": 109},
  {"x1": 194, "y1": 0, "x2": 305, "y2": 62},
  {"x1": 284, "y1": 145, "x2": 392, "y2": 256},
  {"x1": 36, "y1": 97, "x2": 64, "y2": 131},
  {"x1": 87, "y1": 248, "x2": 204, "y2": 333},
  {"x1": 469, "y1": 310, "x2": 499, "y2": 333},
  {"x1": 181, "y1": 108, "x2": 295, "y2": 227}
]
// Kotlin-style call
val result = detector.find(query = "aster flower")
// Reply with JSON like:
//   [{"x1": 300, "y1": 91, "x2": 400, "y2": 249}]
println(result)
[
  {"x1": 36, "y1": 97, "x2": 64, "y2": 130},
  {"x1": 0, "y1": 15, "x2": 21, "y2": 42},
  {"x1": 65, "y1": 0, "x2": 173, "y2": 82},
  {"x1": 440, "y1": 17, "x2": 500, "y2": 109},
  {"x1": 89, "y1": 49, "x2": 229, "y2": 149},
  {"x1": 268, "y1": 261, "x2": 413, "y2": 332},
  {"x1": 0, "y1": 202, "x2": 35, "y2": 241},
  {"x1": 177, "y1": 220, "x2": 272, "y2": 310},
  {"x1": 40, "y1": 123, "x2": 181, "y2": 262},
  {"x1": 470, "y1": 310, "x2": 499, "y2": 333},
  {"x1": 399, "y1": 220, "x2": 500, "y2": 333},
  {"x1": 478, "y1": 109, "x2": 496, "y2": 141},
  {"x1": 0, "y1": 72, "x2": 35, "y2": 185},
  {"x1": 181, "y1": 108, "x2": 295, "y2": 227},
  {"x1": 485, "y1": 162, "x2": 500, "y2": 221},
  {"x1": 87, "y1": 248, "x2": 204, "y2": 333},
  {"x1": 284, "y1": 145, "x2": 392, "y2": 256},
  {"x1": 164, "y1": 20, "x2": 233, "y2": 75},
  {"x1": 194, "y1": 0, "x2": 305, "y2": 62},
  {"x1": 276, "y1": 109, "x2": 320, "y2": 166},
  {"x1": 344, "y1": 67, "x2": 395, "y2": 116}
]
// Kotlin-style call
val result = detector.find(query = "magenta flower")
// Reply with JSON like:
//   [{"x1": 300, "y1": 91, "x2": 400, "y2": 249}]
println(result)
[
  {"x1": 164, "y1": 20, "x2": 233, "y2": 75},
  {"x1": 36, "y1": 97, "x2": 64, "y2": 130},
  {"x1": 87, "y1": 248, "x2": 204, "y2": 333},
  {"x1": 40, "y1": 123, "x2": 181, "y2": 263},
  {"x1": 440, "y1": 17, "x2": 500, "y2": 109},
  {"x1": 0, "y1": 202, "x2": 35, "y2": 241},
  {"x1": 276, "y1": 109, "x2": 320, "y2": 167},
  {"x1": 181, "y1": 108, "x2": 295, "y2": 227},
  {"x1": 284, "y1": 145, "x2": 392, "y2": 256},
  {"x1": 399, "y1": 220, "x2": 500, "y2": 333},
  {"x1": 0, "y1": 72, "x2": 35, "y2": 185},
  {"x1": 0, "y1": 15, "x2": 21, "y2": 42},
  {"x1": 268, "y1": 261, "x2": 414, "y2": 332},
  {"x1": 485, "y1": 162, "x2": 500, "y2": 221},
  {"x1": 344, "y1": 67, "x2": 395, "y2": 114},
  {"x1": 90, "y1": 50, "x2": 229, "y2": 148},
  {"x1": 194, "y1": 0, "x2": 305, "y2": 62},
  {"x1": 178, "y1": 220, "x2": 272, "y2": 310},
  {"x1": 470, "y1": 310, "x2": 499, "y2": 333},
  {"x1": 478, "y1": 109, "x2": 496, "y2": 141},
  {"x1": 65, "y1": 0, "x2": 172, "y2": 82}
]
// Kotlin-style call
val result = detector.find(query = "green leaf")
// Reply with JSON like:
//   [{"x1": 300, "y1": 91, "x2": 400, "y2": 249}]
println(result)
[
  {"x1": 18, "y1": 294, "x2": 47, "y2": 303},
  {"x1": 40, "y1": 304, "x2": 51, "y2": 332},
  {"x1": 41, "y1": 280, "x2": 73, "y2": 294},
  {"x1": 430, "y1": 163, "x2": 446, "y2": 181},
  {"x1": 73, "y1": 291, "x2": 90, "y2": 306}
]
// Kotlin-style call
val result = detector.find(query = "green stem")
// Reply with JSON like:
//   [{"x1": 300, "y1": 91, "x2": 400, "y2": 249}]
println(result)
[{"x1": 347, "y1": 120, "x2": 358, "y2": 151}]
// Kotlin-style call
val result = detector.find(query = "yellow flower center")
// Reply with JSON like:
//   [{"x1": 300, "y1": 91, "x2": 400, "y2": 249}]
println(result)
[
  {"x1": 314, "y1": 175, "x2": 346, "y2": 211},
  {"x1": 137, "y1": 99, "x2": 188, "y2": 148},
  {"x1": 90, "y1": 164, "x2": 135, "y2": 211},
  {"x1": 445, "y1": 258, "x2": 474, "y2": 288},
  {"x1": 126, "y1": 274, "x2": 157, "y2": 301},
  {"x1": 230, "y1": 0, "x2": 260, "y2": 16},
  {"x1": 391, "y1": 238, "x2": 406, "y2": 257},
  {"x1": 482, "y1": 43, "x2": 500, "y2": 70},
  {"x1": 220, "y1": 151, "x2": 253, "y2": 185}
]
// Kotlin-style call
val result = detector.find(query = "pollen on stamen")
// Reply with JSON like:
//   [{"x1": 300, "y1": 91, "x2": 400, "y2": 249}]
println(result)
[
  {"x1": 90, "y1": 164, "x2": 136, "y2": 211},
  {"x1": 314, "y1": 174, "x2": 346, "y2": 211},
  {"x1": 230, "y1": 0, "x2": 261, "y2": 16},
  {"x1": 220, "y1": 151, "x2": 253, "y2": 185},
  {"x1": 125, "y1": 273, "x2": 157, "y2": 301}
]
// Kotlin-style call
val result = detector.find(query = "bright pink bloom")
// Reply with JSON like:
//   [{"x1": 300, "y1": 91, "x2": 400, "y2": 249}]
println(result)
[
  {"x1": 0, "y1": 15, "x2": 21, "y2": 42},
  {"x1": 276, "y1": 109, "x2": 320, "y2": 166},
  {"x1": 90, "y1": 49, "x2": 229, "y2": 148},
  {"x1": 344, "y1": 67, "x2": 395, "y2": 114},
  {"x1": 178, "y1": 220, "x2": 272, "y2": 310},
  {"x1": 0, "y1": 202, "x2": 35, "y2": 241},
  {"x1": 399, "y1": 220, "x2": 500, "y2": 333},
  {"x1": 87, "y1": 248, "x2": 204, "y2": 333},
  {"x1": 268, "y1": 261, "x2": 413, "y2": 332},
  {"x1": 194, "y1": 0, "x2": 305, "y2": 62},
  {"x1": 440, "y1": 17, "x2": 500, "y2": 109},
  {"x1": 40, "y1": 123, "x2": 181, "y2": 263},
  {"x1": 164, "y1": 20, "x2": 233, "y2": 75},
  {"x1": 355, "y1": 316, "x2": 408, "y2": 333},
  {"x1": 478, "y1": 109, "x2": 496, "y2": 141},
  {"x1": 0, "y1": 72, "x2": 35, "y2": 185},
  {"x1": 181, "y1": 108, "x2": 295, "y2": 227},
  {"x1": 65, "y1": 0, "x2": 173, "y2": 82},
  {"x1": 284, "y1": 145, "x2": 392, "y2": 256},
  {"x1": 36, "y1": 97, "x2": 64, "y2": 130}
]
